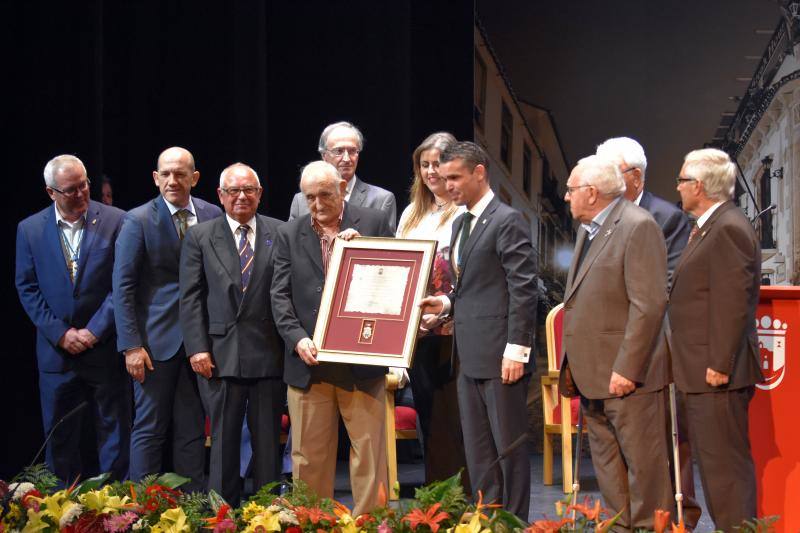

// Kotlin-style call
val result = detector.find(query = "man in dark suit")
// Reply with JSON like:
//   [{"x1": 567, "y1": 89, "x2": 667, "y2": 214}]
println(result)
[
  {"x1": 420, "y1": 142, "x2": 537, "y2": 521},
  {"x1": 179, "y1": 163, "x2": 284, "y2": 505},
  {"x1": 596, "y1": 136, "x2": 700, "y2": 527},
  {"x1": 288, "y1": 121, "x2": 396, "y2": 232},
  {"x1": 670, "y1": 148, "x2": 763, "y2": 530},
  {"x1": 271, "y1": 160, "x2": 392, "y2": 516},
  {"x1": 559, "y1": 155, "x2": 673, "y2": 530},
  {"x1": 16, "y1": 155, "x2": 130, "y2": 482},
  {"x1": 113, "y1": 146, "x2": 222, "y2": 490}
]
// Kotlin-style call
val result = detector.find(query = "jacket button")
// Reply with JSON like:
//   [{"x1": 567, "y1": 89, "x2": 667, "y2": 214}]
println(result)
[
  {"x1": 313, "y1": 309, "x2": 317, "y2": 314},
  {"x1": 316, "y1": 286, "x2": 322, "y2": 292}
]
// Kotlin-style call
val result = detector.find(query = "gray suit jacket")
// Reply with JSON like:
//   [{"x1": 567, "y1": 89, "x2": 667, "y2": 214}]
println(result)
[
  {"x1": 560, "y1": 199, "x2": 669, "y2": 399},
  {"x1": 446, "y1": 196, "x2": 538, "y2": 379},
  {"x1": 179, "y1": 214, "x2": 284, "y2": 378},
  {"x1": 289, "y1": 176, "x2": 397, "y2": 233}
]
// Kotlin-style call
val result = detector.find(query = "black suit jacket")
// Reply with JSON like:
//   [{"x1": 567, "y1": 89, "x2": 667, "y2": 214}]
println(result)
[
  {"x1": 638, "y1": 191, "x2": 691, "y2": 281},
  {"x1": 179, "y1": 214, "x2": 284, "y2": 378},
  {"x1": 271, "y1": 204, "x2": 393, "y2": 388},
  {"x1": 447, "y1": 195, "x2": 538, "y2": 379}
]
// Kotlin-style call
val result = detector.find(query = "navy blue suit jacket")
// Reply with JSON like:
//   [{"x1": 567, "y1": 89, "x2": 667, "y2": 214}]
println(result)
[
  {"x1": 16, "y1": 200, "x2": 126, "y2": 372},
  {"x1": 113, "y1": 195, "x2": 222, "y2": 361},
  {"x1": 638, "y1": 191, "x2": 691, "y2": 281}
]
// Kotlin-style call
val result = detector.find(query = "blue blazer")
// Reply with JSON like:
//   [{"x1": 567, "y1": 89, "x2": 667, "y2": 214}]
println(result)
[
  {"x1": 16, "y1": 200, "x2": 126, "y2": 372},
  {"x1": 113, "y1": 195, "x2": 222, "y2": 361}
]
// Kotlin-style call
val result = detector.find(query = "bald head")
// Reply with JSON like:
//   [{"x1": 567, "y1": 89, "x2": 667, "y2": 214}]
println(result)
[
  {"x1": 153, "y1": 146, "x2": 199, "y2": 207},
  {"x1": 299, "y1": 161, "x2": 346, "y2": 226}
]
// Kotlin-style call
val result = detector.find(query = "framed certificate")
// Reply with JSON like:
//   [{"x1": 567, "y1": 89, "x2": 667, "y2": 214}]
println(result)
[{"x1": 313, "y1": 236, "x2": 437, "y2": 368}]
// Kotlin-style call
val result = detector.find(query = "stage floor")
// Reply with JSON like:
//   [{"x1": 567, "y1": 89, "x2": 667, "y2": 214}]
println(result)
[{"x1": 330, "y1": 454, "x2": 716, "y2": 531}]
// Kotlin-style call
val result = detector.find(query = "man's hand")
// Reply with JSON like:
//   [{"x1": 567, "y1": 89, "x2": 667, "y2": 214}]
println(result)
[
  {"x1": 609, "y1": 371, "x2": 635, "y2": 396},
  {"x1": 75, "y1": 329, "x2": 98, "y2": 350},
  {"x1": 501, "y1": 358, "x2": 524, "y2": 384},
  {"x1": 190, "y1": 352, "x2": 215, "y2": 379},
  {"x1": 58, "y1": 328, "x2": 89, "y2": 355},
  {"x1": 295, "y1": 337, "x2": 319, "y2": 366},
  {"x1": 706, "y1": 367, "x2": 730, "y2": 387},
  {"x1": 125, "y1": 347, "x2": 154, "y2": 383},
  {"x1": 337, "y1": 228, "x2": 361, "y2": 241},
  {"x1": 418, "y1": 296, "x2": 444, "y2": 316},
  {"x1": 418, "y1": 313, "x2": 442, "y2": 336}
]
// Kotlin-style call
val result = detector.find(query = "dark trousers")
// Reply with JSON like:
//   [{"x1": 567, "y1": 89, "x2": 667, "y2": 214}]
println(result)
[
  {"x1": 684, "y1": 387, "x2": 757, "y2": 531},
  {"x1": 130, "y1": 352, "x2": 206, "y2": 491},
  {"x1": 409, "y1": 335, "x2": 470, "y2": 490},
  {"x1": 582, "y1": 389, "x2": 673, "y2": 531},
  {"x1": 198, "y1": 376, "x2": 284, "y2": 506},
  {"x1": 457, "y1": 372, "x2": 530, "y2": 522},
  {"x1": 39, "y1": 359, "x2": 131, "y2": 483}
]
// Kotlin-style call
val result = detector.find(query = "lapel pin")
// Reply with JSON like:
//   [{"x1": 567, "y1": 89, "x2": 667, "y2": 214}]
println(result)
[
  {"x1": 482, "y1": 219, "x2": 487, "y2": 224},
  {"x1": 604, "y1": 229, "x2": 612, "y2": 237},
  {"x1": 265, "y1": 239, "x2": 273, "y2": 246},
  {"x1": 92, "y1": 219, "x2": 97, "y2": 225}
]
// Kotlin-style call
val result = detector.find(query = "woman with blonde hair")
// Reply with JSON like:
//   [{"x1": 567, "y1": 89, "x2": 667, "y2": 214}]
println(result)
[{"x1": 396, "y1": 132, "x2": 469, "y2": 489}]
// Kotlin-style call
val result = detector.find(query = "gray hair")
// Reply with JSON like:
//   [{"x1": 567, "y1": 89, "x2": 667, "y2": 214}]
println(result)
[
  {"x1": 682, "y1": 148, "x2": 736, "y2": 201},
  {"x1": 219, "y1": 162, "x2": 261, "y2": 188},
  {"x1": 439, "y1": 141, "x2": 490, "y2": 173},
  {"x1": 574, "y1": 155, "x2": 626, "y2": 197},
  {"x1": 300, "y1": 160, "x2": 342, "y2": 192},
  {"x1": 317, "y1": 121, "x2": 364, "y2": 154},
  {"x1": 43, "y1": 154, "x2": 87, "y2": 188},
  {"x1": 596, "y1": 137, "x2": 648, "y2": 180}
]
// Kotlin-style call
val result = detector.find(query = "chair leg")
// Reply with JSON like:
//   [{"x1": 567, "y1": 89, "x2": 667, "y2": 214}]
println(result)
[
  {"x1": 543, "y1": 430, "x2": 553, "y2": 485},
  {"x1": 560, "y1": 397, "x2": 573, "y2": 494},
  {"x1": 385, "y1": 387, "x2": 399, "y2": 501}
]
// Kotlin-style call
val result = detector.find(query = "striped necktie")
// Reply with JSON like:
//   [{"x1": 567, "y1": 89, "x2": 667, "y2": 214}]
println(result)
[
  {"x1": 687, "y1": 222, "x2": 700, "y2": 245},
  {"x1": 175, "y1": 209, "x2": 189, "y2": 239},
  {"x1": 238, "y1": 225, "x2": 254, "y2": 291}
]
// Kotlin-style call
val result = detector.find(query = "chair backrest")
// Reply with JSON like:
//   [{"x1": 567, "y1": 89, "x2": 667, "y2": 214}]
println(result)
[{"x1": 545, "y1": 303, "x2": 565, "y2": 373}]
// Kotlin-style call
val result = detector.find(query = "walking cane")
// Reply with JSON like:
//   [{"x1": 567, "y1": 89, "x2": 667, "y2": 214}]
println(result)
[
  {"x1": 571, "y1": 405, "x2": 584, "y2": 523},
  {"x1": 668, "y1": 382, "x2": 684, "y2": 525}
]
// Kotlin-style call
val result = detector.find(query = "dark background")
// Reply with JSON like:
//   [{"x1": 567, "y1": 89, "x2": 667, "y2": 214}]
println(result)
[{"x1": 1, "y1": 1, "x2": 473, "y2": 478}]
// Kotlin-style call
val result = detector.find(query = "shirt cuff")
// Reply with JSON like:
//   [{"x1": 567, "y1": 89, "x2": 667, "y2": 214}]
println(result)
[
  {"x1": 503, "y1": 343, "x2": 530, "y2": 363},
  {"x1": 437, "y1": 295, "x2": 451, "y2": 318}
]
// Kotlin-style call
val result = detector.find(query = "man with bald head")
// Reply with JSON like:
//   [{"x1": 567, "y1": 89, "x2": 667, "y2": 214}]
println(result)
[
  {"x1": 560, "y1": 155, "x2": 673, "y2": 530},
  {"x1": 272, "y1": 160, "x2": 392, "y2": 515},
  {"x1": 179, "y1": 163, "x2": 284, "y2": 504},
  {"x1": 16, "y1": 155, "x2": 130, "y2": 483},
  {"x1": 114, "y1": 147, "x2": 222, "y2": 489},
  {"x1": 288, "y1": 121, "x2": 397, "y2": 232}
]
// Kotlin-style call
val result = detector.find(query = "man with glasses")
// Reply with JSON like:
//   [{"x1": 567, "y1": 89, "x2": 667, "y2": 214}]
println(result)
[
  {"x1": 180, "y1": 163, "x2": 284, "y2": 505},
  {"x1": 559, "y1": 155, "x2": 673, "y2": 530},
  {"x1": 16, "y1": 154, "x2": 130, "y2": 483},
  {"x1": 113, "y1": 147, "x2": 222, "y2": 491},
  {"x1": 288, "y1": 121, "x2": 397, "y2": 232}
]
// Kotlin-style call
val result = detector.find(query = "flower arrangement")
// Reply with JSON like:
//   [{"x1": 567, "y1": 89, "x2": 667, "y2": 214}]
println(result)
[{"x1": 0, "y1": 466, "x2": 778, "y2": 533}]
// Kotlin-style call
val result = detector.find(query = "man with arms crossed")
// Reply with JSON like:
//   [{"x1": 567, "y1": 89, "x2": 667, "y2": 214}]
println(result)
[
  {"x1": 113, "y1": 147, "x2": 222, "y2": 490},
  {"x1": 420, "y1": 141, "x2": 537, "y2": 521},
  {"x1": 560, "y1": 155, "x2": 672, "y2": 530},
  {"x1": 669, "y1": 148, "x2": 763, "y2": 530}
]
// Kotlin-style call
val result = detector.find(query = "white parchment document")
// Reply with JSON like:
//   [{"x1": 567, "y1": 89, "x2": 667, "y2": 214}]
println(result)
[{"x1": 344, "y1": 264, "x2": 410, "y2": 316}]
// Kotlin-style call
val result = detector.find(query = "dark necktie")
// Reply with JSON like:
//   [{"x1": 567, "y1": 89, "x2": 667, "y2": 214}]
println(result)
[
  {"x1": 175, "y1": 209, "x2": 189, "y2": 240},
  {"x1": 456, "y1": 212, "x2": 475, "y2": 271},
  {"x1": 575, "y1": 235, "x2": 592, "y2": 273},
  {"x1": 687, "y1": 222, "x2": 700, "y2": 245},
  {"x1": 238, "y1": 225, "x2": 254, "y2": 291}
]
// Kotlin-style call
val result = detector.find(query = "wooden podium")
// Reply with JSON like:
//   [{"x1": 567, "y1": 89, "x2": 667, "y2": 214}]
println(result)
[{"x1": 750, "y1": 285, "x2": 800, "y2": 532}]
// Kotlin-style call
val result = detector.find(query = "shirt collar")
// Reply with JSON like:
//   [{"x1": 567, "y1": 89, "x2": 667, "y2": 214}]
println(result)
[
  {"x1": 468, "y1": 189, "x2": 495, "y2": 220},
  {"x1": 54, "y1": 203, "x2": 86, "y2": 228},
  {"x1": 345, "y1": 176, "x2": 357, "y2": 196},
  {"x1": 164, "y1": 196, "x2": 196, "y2": 217},
  {"x1": 633, "y1": 190, "x2": 644, "y2": 206},
  {"x1": 581, "y1": 196, "x2": 621, "y2": 239},
  {"x1": 696, "y1": 201, "x2": 724, "y2": 228},
  {"x1": 226, "y1": 214, "x2": 256, "y2": 236},
  {"x1": 310, "y1": 208, "x2": 344, "y2": 237}
]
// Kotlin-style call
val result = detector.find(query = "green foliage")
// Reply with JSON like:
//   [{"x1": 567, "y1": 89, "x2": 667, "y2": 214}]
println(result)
[
  {"x1": 261, "y1": 478, "x2": 335, "y2": 512},
  {"x1": 154, "y1": 472, "x2": 191, "y2": 489},
  {"x1": 10, "y1": 463, "x2": 59, "y2": 492},
  {"x1": 411, "y1": 471, "x2": 468, "y2": 517},
  {"x1": 734, "y1": 514, "x2": 779, "y2": 532},
  {"x1": 76, "y1": 472, "x2": 110, "y2": 494},
  {"x1": 179, "y1": 491, "x2": 212, "y2": 530},
  {"x1": 488, "y1": 509, "x2": 526, "y2": 532},
  {"x1": 247, "y1": 480, "x2": 283, "y2": 508}
]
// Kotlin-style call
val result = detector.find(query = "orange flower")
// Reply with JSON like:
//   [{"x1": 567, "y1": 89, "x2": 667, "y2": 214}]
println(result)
[
  {"x1": 402, "y1": 502, "x2": 451, "y2": 533},
  {"x1": 377, "y1": 482, "x2": 388, "y2": 508},
  {"x1": 654, "y1": 510, "x2": 670, "y2": 533},
  {"x1": 594, "y1": 509, "x2": 624, "y2": 533},
  {"x1": 671, "y1": 519, "x2": 686, "y2": 533},
  {"x1": 527, "y1": 518, "x2": 571, "y2": 532},
  {"x1": 294, "y1": 506, "x2": 336, "y2": 525},
  {"x1": 567, "y1": 498, "x2": 602, "y2": 521}
]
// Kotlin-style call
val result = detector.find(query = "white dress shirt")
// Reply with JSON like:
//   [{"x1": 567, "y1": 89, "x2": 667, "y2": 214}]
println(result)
[
  {"x1": 226, "y1": 214, "x2": 257, "y2": 251},
  {"x1": 164, "y1": 197, "x2": 198, "y2": 236}
]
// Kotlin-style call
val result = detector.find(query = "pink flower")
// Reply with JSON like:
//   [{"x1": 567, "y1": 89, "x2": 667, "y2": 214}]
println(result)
[{"x1": 102, "y1": 511, "x2": 139, "y2": 532}]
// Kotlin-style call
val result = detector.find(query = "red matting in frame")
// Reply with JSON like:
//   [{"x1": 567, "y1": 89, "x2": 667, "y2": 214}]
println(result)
[{"x1": 319, "y1": 247, "x2": 425, "y2": 357}]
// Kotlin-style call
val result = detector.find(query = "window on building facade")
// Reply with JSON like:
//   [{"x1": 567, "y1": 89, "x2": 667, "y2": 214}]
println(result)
[
  {"x1": 760, "y1": 162, "x2": 775, "y2": 249},
  {"x1": 474, "y1": 54, "x2": 487, "y2": 131},
  {"x1": 522, "y1": 144, "x2": 532, "y2": 198},
  {"x1": 500, "y1": 101, "x2": 512, "y2": 169}
]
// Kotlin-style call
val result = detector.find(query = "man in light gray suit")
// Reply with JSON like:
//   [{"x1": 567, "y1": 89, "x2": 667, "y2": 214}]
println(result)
[
  {"x1": 288, "y1": 121, "x2": 396, "y2": 232},
  {"x1": 420, "y1": 142, "x2": 537, "y2": 521},
  {"x1": 559, "y1": 155, "x2": 672, "y2": 530}
]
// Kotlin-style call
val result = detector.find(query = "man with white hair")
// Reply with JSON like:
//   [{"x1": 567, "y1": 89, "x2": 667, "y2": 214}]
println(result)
[
  {"x1": 271, "y1": 160, "x2": 392, "y2": 515},
  {"x1": 596, "y1": 136, "x2": 691, "y2": 281},
  {"x1": 559, "y1": 155, "x2": 673, "y2": 530},
  {"x1": 288, "y1": 121, "x2": 397, "y2": 232},
  {"x1": 16, "y1": 155, "x2": 130, "y2": 482},
  {"x1": 669, "y1": 148, "x2": 763, "y2": 530}
]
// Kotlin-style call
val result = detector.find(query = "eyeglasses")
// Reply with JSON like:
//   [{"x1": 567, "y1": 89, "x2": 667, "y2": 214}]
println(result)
[
  {"x1": 566, "y1": 184, "x2": 593, "y2": 194},
  {"x1": 221, "y1": 186, "x2": 261, "y2": 196},
  {"x1": 50, "y1": 179, "x2": 90, "y2": 197},
  {"x1": 675, "y1": 177, "x2": 697, "y2": 185},
  {"x1": 621, "y1": 167, "x2": 637, "y2": 174},
  {"x1": 326, "y1": 147, "x2": 360, "y2": 158}
]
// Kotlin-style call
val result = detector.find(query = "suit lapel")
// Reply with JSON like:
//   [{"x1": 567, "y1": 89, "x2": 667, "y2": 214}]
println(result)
[
  {"x1": 565, "y1": 199, "x2": 626, "y2": 301},
  {"x1": 449, "y1": 213, "x2": 466, "y2": 279},
  {"x1": 671, "y1": 201, "x2": 732, "y2": 290},
  {"x1": 564, "y1": 228, "x2": 588, "y2": 296},
  {"x1": 154, "y1": 196, "x2": 181, "y2": 260},
  {"x1": 193, "y1": 197, "x2": 214, "y2": 223},
  {"x1": 42, "y1": 206, "x2": 72, "y2": 285},
  {"x1": 211, "y1": 217, "x2": 243, "y2": 295},
  {"x1": 299, "y1": 220, "x2": 325, "y2": 277},
  {"x1": 457, "y1": 196, "x2": 498, "y2": 276},
  {"x1": 239, "y1": 216, "x2": 274, "y2": 314},
  {"x1": 73, "y1": 202, "x2": 100, "y2": 287},
  {"x1": 349, "y1": 177, "x2": 367, "y2": 207}
]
